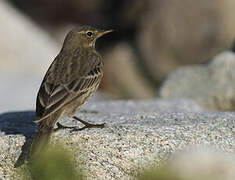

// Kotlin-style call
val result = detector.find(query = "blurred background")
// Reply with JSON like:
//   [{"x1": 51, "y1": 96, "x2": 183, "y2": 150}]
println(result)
[{"x1": 1, "y1": 0, "x2": 235, "y2": 112}]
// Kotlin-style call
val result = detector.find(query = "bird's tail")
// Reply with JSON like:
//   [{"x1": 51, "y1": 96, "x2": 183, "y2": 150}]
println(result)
[
  {"x1": 28, "y1": 126, "x2": 53, "y2": 160},
  {"x1": 29, "y1": 111, "x2": 61, "y2": 159}
]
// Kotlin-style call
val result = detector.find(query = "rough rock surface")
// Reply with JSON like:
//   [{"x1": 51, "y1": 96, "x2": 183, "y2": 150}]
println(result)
[
  {"x1": 160, "y1": 51, "x2": 235, "y2": 111},
  {"x1": 0, "y1": 98, "x2": 234, "y2": 179}
]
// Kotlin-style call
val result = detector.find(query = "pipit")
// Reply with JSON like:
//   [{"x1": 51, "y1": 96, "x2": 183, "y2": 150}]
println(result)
[{"x1": 30, "y1": 26, "x2": 112, "y2": 157}]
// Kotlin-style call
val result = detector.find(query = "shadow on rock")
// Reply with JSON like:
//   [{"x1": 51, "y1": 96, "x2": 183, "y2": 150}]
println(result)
[{"x1": 0, "y1": 111, "x2": 37, "y2": 167}]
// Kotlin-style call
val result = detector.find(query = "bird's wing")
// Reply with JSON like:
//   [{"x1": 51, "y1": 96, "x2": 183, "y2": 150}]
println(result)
[{"x1": 35, "y1": 56, "x2": 103, "y2": 123}]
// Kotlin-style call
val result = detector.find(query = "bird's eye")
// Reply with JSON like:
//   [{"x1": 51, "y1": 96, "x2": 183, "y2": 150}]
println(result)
[{"x1": 86, "y1": 31, "x2": 93, "y2": 37}]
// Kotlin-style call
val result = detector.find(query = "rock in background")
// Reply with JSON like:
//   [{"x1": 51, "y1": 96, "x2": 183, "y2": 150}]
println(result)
[
  {"x1": 167, "y1": 148, "x2": 235, "y2": 180},
  {"x1": 7, "y1": 0, "x2": 235, "y2": 99},
  {"x1": 0, "y1": 0, "x2": 60, "y2": 112},
  {"x1": 139, "y1": 147, "x2": 235, "y2": 180},
  {"x1": 138, "y1": 0, "x2": 235, "y2": 83},
  {"x1": 101, "y1": 43, "x2": 156, "y2": 98},
  {"x1": 0, "y1": 0, "x2": 59, "y2": 76},
  {"x1": 160, "y1": 51, "x2": 235, "y2": 111}
]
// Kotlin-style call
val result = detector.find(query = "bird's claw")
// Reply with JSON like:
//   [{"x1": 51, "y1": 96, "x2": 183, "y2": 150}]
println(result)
[{"x1": 70, "y1": 122, "x2": 106, "y2": 132}]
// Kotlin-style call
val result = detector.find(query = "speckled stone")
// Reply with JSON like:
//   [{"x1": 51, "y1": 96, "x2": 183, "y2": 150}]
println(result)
[{"x1": 0, "y1": 98, "x2": 234, "y2": 179}]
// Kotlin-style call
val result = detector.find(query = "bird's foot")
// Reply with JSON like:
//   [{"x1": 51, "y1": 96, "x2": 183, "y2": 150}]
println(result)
[
  {"x1": 71, "y1": 116, "x2": 105, "y2": 131},
  {"x1": 53, "y1": 117, "x2": 105, "y2": 132},
  {"x1": 54, "y1": 122, "x2": 76, "y2": 132}
]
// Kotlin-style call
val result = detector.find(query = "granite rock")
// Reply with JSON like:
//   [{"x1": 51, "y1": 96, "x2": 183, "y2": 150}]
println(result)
[{"x1": 0, "y1": 98, "x2": 234, "y2": 179}]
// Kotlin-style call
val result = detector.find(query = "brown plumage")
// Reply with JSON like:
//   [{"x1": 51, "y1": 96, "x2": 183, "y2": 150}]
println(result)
[{"x1": 29, "y1": 26, "x2": 112, "y2": 158}]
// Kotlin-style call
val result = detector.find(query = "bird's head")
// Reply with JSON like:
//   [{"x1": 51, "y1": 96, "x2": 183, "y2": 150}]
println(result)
[{"x1": 62, "y1": 25, "x2": 113, "y2": 50}]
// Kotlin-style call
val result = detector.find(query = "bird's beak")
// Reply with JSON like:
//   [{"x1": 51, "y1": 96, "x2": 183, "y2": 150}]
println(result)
[{"x1": 97, "y1": 29, "x2": 113, "y2": 38}]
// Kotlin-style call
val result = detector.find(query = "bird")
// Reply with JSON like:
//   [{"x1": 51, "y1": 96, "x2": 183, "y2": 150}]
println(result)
[{"x1": 29, "y1": 25, "x2": 113, "y2": 158}]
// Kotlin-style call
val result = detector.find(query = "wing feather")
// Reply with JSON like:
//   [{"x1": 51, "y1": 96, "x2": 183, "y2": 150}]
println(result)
[{"x1": 35, "y1": 64, "x2": 102, "y2": 123}]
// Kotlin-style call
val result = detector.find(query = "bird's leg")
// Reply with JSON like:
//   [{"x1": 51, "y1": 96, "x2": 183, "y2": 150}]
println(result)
[{"x1": 71, "y1": 116, "x2": 105, "y2": 131}]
